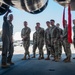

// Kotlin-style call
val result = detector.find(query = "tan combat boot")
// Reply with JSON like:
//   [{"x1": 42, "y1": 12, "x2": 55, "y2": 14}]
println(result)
[
  {"x1": 38, "y1": 56, "x2": 41, "y2": 60},
  {"x1": 64, "y1": 57, "x2": 71, "y2": 63},
  {"x1": 1, "y1": 63, "x2": 10, "y2": 68},
  {"x1": 32, "y1": 56, "x2": 35, "y2": 58},
  {"x1": 55, "y1": 57, "x2": 60, "y2": 62},
  {"x1": 63, "y1": 57, "x2": 68, "y2": 62},
  {"x1": 41, "y1": 57, "x2": 44, "y2": 59},
  {"x1": 32, "y1": 53, "x2": 35, "y2": 58},
  {"x1": 28, "y1": 55, "x2": 30, "y2": 59}
]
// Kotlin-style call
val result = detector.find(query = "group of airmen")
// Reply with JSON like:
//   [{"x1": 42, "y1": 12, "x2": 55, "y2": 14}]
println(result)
[
  {"x1": 1, "y1": 9, "x2": 75, "y2": 68},
  {"x1": 21, "y1": 19, "x2": 75, "y2": 63}
]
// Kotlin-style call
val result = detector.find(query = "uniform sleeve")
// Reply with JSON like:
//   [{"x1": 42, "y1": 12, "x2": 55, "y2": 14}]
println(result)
[
  {"x1": 29, "y1": 28, "x2": 31, "y2": 34},
  {"x1": 33, "y1": 33, "x2": 35, "y2": 43},
  {"x1": 63, "y1": 27, "x2": 67, "y2": 38},
  {"x1": 61, "y1": 29, "x2": 63, "y2": 35},
  {"x1": 2, "y1": 23, "x2": 7, "y2": 37},
  {"x1": 47, "y1": 32, "x2": 51, "y2": 41},
  {"x1": 55, "y1": 27, "x2": 60, "y2": 40},
  {"x1": 21, "y1": 29, "x2": 23, "y2": 38},
  {"x1": 43, "y1": 29, "x2": 45, "y2": 37},
  {"x1": 44, "y1": 30, "x2": 48, "y2": 42},
  {"x1": 3, "y1": 16, "x2": 7, "y2": 22},
  {"x1": 11, "y1": 25, "x2": 13, "y2": 35},
  {"x1": 26, "y1": 28, "x2": 31, "y2": 37},
  {"x1": 40, "y1": 28, "x2": 44, "y2": 38},
  {"x1": 44, "y1": 30, "x2": 46, "y2": 40},
  {"x1": 73, "y1": 26, "x2": 74, "y2": 33}
]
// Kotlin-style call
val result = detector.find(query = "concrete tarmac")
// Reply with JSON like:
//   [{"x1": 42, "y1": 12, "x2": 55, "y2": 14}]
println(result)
[{"x1": 0, "y1": 45, "x2": 75, "y2": 75}]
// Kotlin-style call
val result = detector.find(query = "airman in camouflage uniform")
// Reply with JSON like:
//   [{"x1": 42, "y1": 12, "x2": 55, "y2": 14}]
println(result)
[
  {"x1": 36, "y1": 22, "x2": 44, "y2": 60},
  {"x1": 72, "y1": 19, "x2": 75, "y2": 59},
  {"x1": 56, "y1": 23, "x2": 63, "y2": 59},
  {"x1": 73, "y1": 19, "x2": 75, "y2": 48},
  {"x1": 32, "y1": 26, "x2": 37, "y2": 58},
  {"x1": 45, "y1": 21, "x2": 51, "y2": 60},
  {"x1": 62, "y1": 20, "x2": 71, "y2": 62},
  {"x1": 21, "y1": 21, "x2": 31, "y2": 60},
  {"x1": 50, "y1": 19, "x2": 60, "y2": 62}
]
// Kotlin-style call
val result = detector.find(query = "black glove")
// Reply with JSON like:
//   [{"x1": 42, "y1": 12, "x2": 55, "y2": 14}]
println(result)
[{"x1": 8, "y1": 9, "x2": 12, "y2": 13}]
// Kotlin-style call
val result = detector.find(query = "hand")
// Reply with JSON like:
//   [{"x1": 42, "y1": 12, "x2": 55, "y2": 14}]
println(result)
[{"x1": 8, "y1": 9, "x2": 12, "y2": 13}]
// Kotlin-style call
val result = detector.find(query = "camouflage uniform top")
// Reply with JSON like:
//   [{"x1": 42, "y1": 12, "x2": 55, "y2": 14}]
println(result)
[
  {"x1": 57, "y1": 27, "x2": 63, "y2": 39},
  {"x1": 63, "y1": 25, "x2": 67, "y2": 39},
  {"x1": 45, "y1": 27, "x2": 51, "y2": 42},
  {"x1": 36, "y1": 27, "x2": 44, "y2": 38},
  {"x1": 50, "y1": 25, "x2": 59, "y2": 40},
  {"x1": 73, "y1": 25, "x2": 75, "y2": 38},
  {"x1": 21, "y1": 27, "x2": 31, "y2": 41},
  {"x1": 36, "y1": 27, "x2": 44, "y2": 43},
  {"x1": 33, "y1": 31, "x2": 37, "y2": 44}
]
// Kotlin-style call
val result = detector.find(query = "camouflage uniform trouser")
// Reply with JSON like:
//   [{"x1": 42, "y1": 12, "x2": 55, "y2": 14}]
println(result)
[
  {"x1": 58, "y1": 40, "x2": 62, "y2": 57},
  {"x1": 51, "y1": 38, "x2": 55, "y2": 56},
  {"x1": 46, "y1": 42, "x2": 51, "y2": 56},
  {"x1": 73, "y1": 38, "x2": 75, "y2": 48},
  {"x1": 23, "y1": 40, "x2": 30, "y2": 56},
  {"x1": 63, "y1": 38, "x2": 71, "y2": 57},
  {"x1": 2, "y1": 37, "x2": 14, "y2": 64},
  {"x1": 51, "y1": 38, "x2": 59, "y2": 57},
  {"x1": 38, "y1": 39, "x2": 44, "y2": 57},
  {"x1": 33, "y1": 43, "x2": 37, "y2": 55}
]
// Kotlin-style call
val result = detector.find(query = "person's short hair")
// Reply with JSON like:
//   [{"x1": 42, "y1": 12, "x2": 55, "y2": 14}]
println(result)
[
  {"x1": 46, "y1": 21, "x2": 50, "y2": 23},
  {"x1": 56, "y1": 23, "x2": 60, "y2": 25},
  {"x1": 50, "y1": 19, "x2": 55, "y2": 22},
  {"x1": 36, "y1": 22, "x2": 40, "y2": 24},
  {"x1": 64, "y1": 20, "x2": 67, "y2": 22},
  {"x1": 73, "y1": 19, "x2": 75, "y2": 21},
  {"x1": 24, "y1": 21, "x2": 27, "y2": 23}
]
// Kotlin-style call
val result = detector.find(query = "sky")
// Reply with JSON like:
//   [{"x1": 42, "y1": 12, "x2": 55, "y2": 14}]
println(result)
[{"x1": 0, "y1": 0, "x2": 75, "y2": 34}]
